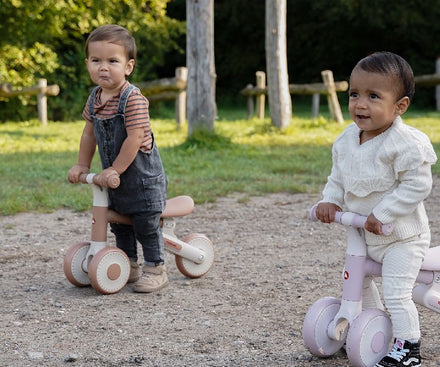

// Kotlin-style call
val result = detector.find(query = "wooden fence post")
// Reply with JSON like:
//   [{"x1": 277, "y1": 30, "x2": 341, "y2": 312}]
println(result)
[
  {"x1": 312, "y1": 93, "x2": 320, "y2": 118},
  {"x1": 321, "y1": 70, "x2": 344, "y2": 123},
  {"x1": 436, "y1": 57, "x2": 440, "y2": 112},
  {"x1": 245, "y1": 83, "x2": 254, "y2": 119},
  {"x1": 37, "y1": 79, "x2": 48, "y2": 125},
  {"x1": 256, "y1": 71, "x2": 266, "y2": 119},
  {"x1": 175, "y1": 67, "x2": 188, "y2": 127}
]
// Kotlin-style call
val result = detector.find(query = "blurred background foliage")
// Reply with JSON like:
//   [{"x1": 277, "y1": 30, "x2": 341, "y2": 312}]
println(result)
[{"x1": 1, "y1": 0, "x2": 440, "y2": 121}]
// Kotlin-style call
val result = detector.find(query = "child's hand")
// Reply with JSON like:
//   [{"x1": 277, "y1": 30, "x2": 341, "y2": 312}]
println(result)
[
  {"x1": 68, "y1": 165, "x2": 90, "y2": 184},
  {"x1": 365, "y1": 213, "x2": 384, "y2": 235},
  {"x1": 315, "y1": 202, "x2": 341, "y2": 223},
  {"x1": 95, "y1": 167, "x2": 120, "y2": 188}
]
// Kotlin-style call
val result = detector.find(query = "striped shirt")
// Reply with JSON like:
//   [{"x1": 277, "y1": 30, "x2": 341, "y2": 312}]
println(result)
[{"x1": 82, "y1": 82, "x2": 152, "y2": 152}]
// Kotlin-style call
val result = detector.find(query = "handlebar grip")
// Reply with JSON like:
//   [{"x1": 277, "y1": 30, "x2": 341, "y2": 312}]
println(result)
[
  {"x1": 78, "y1": 172, "x2": 120, "y2": 189},
  {"x1": 309, "y1": 204, "x2": 394, "y2": 236},
  {"x1": 79, "y1": 173, "x2": 92, "y2": 184},
  {"x1": 381, "y1": 223, "x2": 394, "y2": 236},
  {"x1": 309, "y1": 205, "x2": 319, "y2": 222},
  {"x1": 107, "y1": 174, "x2": 120, "y2": 189}
]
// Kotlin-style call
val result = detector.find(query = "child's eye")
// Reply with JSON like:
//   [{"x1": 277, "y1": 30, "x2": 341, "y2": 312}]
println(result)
[
  {"x1": 370, "y1": 94, "x2": 379, "y2": 100},
  {"x1": 349, "y1": 92, "x2": 358, "y2": 98},
  {"x1": 110, "y1": 59, "x2": 119, "y2": 63}
]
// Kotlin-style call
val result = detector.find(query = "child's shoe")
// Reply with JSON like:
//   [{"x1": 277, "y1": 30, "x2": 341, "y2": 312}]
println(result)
[
  {"x1": 127, "y1": 261, "x2": 141, "y2": 283},
  {"x1": 132, "y1": 264, "x2": 169, "y2": 293},
  {"x1": 375, "y1": 338, "x2": 421, "y2": 367}
]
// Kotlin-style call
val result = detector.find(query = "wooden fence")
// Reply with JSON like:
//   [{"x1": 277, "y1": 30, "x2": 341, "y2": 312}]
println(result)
[
  {"x1": 241, "y1": 70, "x2": 348, "y2": 123},
  {"x1": 0, "y1": 67, "x2": 188, "y2": 126},
  {"x1": 415, "y1": 57, "x2": 440, "y2": 111},
  {"x1": 242, "y1": 64, "x2": 440, "y2": 123},
  {"x1": 4, "y1": 65, "x2": 439, "y2": 126},
  {"x1": 0, "y1": 79, "x2": 59, "y2": 125},
  {"x1": 136, "y1": 67, "x2": 188, "y2": 126}
]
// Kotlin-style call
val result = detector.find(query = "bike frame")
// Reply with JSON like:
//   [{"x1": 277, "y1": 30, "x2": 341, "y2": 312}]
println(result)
[
  {"x1": 83, "y1": 173, "x2": 207, "y2": 267},
  {"x1": 310, "y1": 207, "x2": 440, "y2": 342}
]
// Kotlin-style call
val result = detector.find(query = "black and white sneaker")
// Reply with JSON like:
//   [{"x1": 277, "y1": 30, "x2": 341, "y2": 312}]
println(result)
[{"x1": 375, "y1": 338, "x2": 421, "y2": 367}]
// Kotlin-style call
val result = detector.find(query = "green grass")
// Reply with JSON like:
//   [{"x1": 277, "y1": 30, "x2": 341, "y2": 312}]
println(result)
[{"x1": 1, "y1": 107, "x2": 440, "y2": 215}]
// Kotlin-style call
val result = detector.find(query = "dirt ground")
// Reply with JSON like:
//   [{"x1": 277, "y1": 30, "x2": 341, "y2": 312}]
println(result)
[{"x1": 1, "y1": 180, "x2": 440, "y2": 367}]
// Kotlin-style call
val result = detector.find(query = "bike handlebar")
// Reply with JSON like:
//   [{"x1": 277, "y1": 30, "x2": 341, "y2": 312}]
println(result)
[
  {"x1": 79, "y1": 173, "x2": 120, "y2": 189},
  {"x1": 309, "y1": 205, "x2": 394, "y2": 236}
]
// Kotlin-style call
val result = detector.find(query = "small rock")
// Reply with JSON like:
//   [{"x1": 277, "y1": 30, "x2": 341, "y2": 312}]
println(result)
[
  {"x1": 64, "y1": 353, "x2": 79, "y2": 362},
  {"x1": 28, "y1": 351, "x2": 43, "y2": 360}
]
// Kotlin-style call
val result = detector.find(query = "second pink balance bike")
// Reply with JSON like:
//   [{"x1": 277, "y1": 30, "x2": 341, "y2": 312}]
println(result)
[
  {"x1": 302, "y1": 205, "x2": 440, "y2": 367},
  {"x1": 64, "y1": 173, "x2": 215, "y2": 295}
]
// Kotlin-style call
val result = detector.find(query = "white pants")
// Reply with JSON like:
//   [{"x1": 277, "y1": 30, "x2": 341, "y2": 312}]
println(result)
[{"x1": 363, "y1": 232, "x2": 430, "y2": 340}]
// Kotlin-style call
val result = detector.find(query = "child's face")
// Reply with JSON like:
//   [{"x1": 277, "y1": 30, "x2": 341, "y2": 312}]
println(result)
[
  {"x1": 85, "y1": 40, "x2": 134, "y2": 94},
  {"x1": 348, "y1": 67, "x2": 409, "y2": 140}
]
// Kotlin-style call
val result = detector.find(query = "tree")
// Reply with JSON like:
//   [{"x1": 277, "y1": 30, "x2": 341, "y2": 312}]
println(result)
[
  {"x1": 186, "y1": 0, "x2": 216, "y2": 135},
  {"x1": 0, "y1": 0, "x2": 185, "y2": 121},
  {"x1": 265, "y1": 0, "x2": 291, "y2": 129}
]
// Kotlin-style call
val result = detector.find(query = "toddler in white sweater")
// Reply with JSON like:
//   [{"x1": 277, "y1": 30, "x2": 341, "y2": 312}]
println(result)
[{"x1": 315, "y1": 52, "x2": 437, "y2": 367}]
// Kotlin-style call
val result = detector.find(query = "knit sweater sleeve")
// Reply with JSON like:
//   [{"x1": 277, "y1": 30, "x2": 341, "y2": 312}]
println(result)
[
  {"x1": 321, "y1": 134, "x2": 346, "y2": 208},
  {"x1": 372, "y1": 162, "x2": 433, "y2": 224},
  {"x1": 372, "y1": 123, "x2": 437, "y2": 223}
]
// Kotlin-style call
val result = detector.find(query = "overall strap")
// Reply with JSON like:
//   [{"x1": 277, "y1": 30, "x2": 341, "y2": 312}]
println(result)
[
  {"x1": 88, "y1": 86, "x2": 100, "y2": 116},
  {"x1": 117, "y1": 83, "x2": 139, "y2": 115}
]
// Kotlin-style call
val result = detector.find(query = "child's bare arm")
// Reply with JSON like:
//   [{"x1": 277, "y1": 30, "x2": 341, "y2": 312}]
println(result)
[{"x1": 110, "y1": 126, "x2": 144, "y2": 175}]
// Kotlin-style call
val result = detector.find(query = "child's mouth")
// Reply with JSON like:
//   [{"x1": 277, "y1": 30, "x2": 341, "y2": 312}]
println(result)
[{"x1": 357, "y1": 114, "x2": 369, "y2": 120}]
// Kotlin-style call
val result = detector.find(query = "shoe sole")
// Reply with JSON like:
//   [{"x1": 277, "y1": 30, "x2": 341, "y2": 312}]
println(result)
[{"x1": 132, "y1": 280, "x2": 169, "y2": 293}]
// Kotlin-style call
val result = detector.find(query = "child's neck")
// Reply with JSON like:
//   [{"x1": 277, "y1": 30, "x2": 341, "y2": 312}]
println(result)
[{"x1": 99, "y1": 81, "x2": 127, "y2": 104}]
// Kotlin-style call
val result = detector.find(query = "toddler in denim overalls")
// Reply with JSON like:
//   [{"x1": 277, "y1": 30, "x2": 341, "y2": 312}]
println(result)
[{"x1": 68, "y1": 25, "x2": 168, "y2": 293}]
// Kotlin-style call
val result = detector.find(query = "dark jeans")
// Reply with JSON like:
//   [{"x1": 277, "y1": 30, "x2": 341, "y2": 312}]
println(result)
[{"x1": 110, "y1": 210, "x2": 164, "y2": 266}]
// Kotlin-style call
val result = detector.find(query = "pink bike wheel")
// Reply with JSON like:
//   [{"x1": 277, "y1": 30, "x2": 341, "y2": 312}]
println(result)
[
  {"x1": 174, "y1": 233, "x2": 215, "y2": 278},
  {"x1": 302, "y1": 297, "x2": 345, "y2": 357},
  {"x1": 346, "y1": 308, "x2": 392, "y2": 367},
  {"x1": 64, "y1": 242, "x2": 91, "y2": 287},
  {"x1": 88, "y1": 247, "x2": 130, "y2": 295}
]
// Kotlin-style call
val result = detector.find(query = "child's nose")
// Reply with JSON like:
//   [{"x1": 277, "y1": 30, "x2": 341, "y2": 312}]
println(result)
[{"x1": 356, "y1": 96, "x2": 368, "y2": 108}]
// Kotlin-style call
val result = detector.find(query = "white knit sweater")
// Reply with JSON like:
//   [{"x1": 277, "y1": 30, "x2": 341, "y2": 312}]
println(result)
[{"x1": 322, "y1": 116, "x2": 437, "y2": 245}]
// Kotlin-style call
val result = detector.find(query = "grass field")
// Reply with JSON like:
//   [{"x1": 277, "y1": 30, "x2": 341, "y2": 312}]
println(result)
[{"x1": 1, "y1": 106, "x2": 440, "y2": 215}]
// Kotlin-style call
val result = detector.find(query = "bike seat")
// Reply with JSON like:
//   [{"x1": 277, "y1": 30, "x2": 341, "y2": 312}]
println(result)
[
  {"x1": 161, "y1": 196, "x2": 194, "y2": 218},
  {"x1": 420, "y1": 245, "x2": 440, "y2": 271}
]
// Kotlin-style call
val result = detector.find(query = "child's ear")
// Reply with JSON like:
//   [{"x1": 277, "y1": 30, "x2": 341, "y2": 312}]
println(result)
[
  {"x1": 395, "y1": 96, "x2": 410, "y2": 116},
  {"x1": 125, "y1": 59, "x2": 135, "y2": 76}
]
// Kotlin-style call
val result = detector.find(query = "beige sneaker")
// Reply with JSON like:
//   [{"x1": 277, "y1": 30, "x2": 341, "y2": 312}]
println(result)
[
  {"x1": 132, "y1": 264, "x2": 169, "y2": 293},
  {"x1": 127, "y1": 261, "x2": 141, "y2": 283}
]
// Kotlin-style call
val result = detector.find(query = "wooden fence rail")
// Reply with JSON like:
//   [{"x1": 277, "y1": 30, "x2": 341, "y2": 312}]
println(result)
[
  {"x1": 0, "y1": 79, "x2": 59, "y2": 125},
  {"x1": 4, "y1": 65, "x2": 439, "y2": 126},
  {"x1": 414, "y1": 74, "x2": 440, "y2": 86},
  {"x1": 1, "y1": 68, "x2": 188, "y2": 126},
  {"x1": 241, "y1": 70, "x2": 348, "y2": 123},
  {"x1": 242, "y1": 68, "x2": 440, "y2": 123},
  {"x1": 135, "y1": 66, "x2": 188, "y2": 126}
]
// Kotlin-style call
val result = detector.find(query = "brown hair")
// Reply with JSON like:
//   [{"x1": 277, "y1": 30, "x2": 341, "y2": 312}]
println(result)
[
  {"x1": 354, "y1": 51, "x2": 415, "y2": 101},
  {"x1": 85, "y1": 24, "x2": 137, "y2": 63}
]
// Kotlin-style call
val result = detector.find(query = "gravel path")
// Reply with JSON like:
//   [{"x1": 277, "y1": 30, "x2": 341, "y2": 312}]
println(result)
[{"x1": 1, "y1": 181, "x2": 440, "y2": 366}]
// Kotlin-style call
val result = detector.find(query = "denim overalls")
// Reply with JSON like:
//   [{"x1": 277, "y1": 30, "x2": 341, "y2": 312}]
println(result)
[{"x1": 89, "y1": 83, "x2": 167, "y2": 264}]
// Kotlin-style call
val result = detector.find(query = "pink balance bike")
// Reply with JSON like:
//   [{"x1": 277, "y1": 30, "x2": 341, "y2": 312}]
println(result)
[
  {"x1": 302, "y1": 205, "x2": 440, "y2": 367},
  {"x1": 64, "y1": 173, "x2": 215, "y2": 295}
]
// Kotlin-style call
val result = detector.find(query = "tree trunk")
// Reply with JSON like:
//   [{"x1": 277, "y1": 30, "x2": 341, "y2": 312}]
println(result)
[
  {"x1": 265, "y1": 0, "x2": 292, "y2": 129},
  {"x1": 186, "y1": 0, "x2": 217, "y2": 135}
]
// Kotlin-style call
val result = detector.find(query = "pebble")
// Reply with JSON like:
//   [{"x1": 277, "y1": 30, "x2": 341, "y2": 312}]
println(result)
[
  {"x1": 28, "y1": 351, "x2": 43, "y2": 360},
  {"x1": 64, "y1": 353, "x2": 79, "y2": 362}
]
